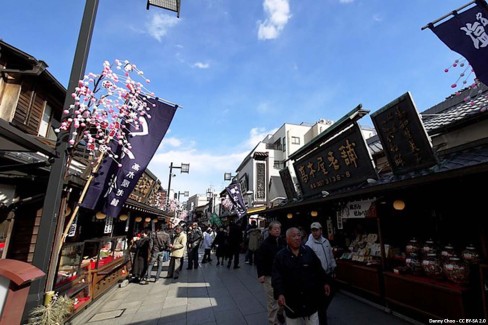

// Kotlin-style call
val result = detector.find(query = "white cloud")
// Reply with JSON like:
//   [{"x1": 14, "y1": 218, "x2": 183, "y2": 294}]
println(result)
[
  {"x1": 373, "y1": 14, "x2": 383, "y2": 22},
  {"x1": 147, "y1": 127, "x2": 276, "y2": 196},
  {"x1": 247, "y1": 127, "x2": 276, "y2": 148},
  {"x1": 257, "y1": 0, "x2": 291, "y2": 40},
  {"x1": 339, "y1": 0, "x2": 354, "y2": 3},
  {"x1": 162, "y1": 137, "x2": 182, "y2": 148},
  {"x1": 193, "y1": 62, "x2": 210, "y2": 69},
  {"x1": 145, "y1": 13, "x2": 179, "y2": 42}
]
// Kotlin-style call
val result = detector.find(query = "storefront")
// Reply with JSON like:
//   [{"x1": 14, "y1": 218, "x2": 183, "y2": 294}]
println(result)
[{"x1": 263, "y1": 89, "x2": 488, "y2": 322}]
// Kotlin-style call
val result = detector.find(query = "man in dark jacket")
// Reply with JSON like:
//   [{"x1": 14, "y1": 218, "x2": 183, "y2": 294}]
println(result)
[
  {"x1": 226, "y1": 220, "x2": 243, "y2": 269},
  {"x1": 272, "y1": 227, "x2": 331, "y2": 324},
  {"x1": 146, "y1": 225, "x2": 171, "y2": 282},
  {"x1": 255, "y1": 220, "x2": 286, "y2": 325},
  {"x1": 186, "y1": 222, "x2": 203, "y2": 270}
]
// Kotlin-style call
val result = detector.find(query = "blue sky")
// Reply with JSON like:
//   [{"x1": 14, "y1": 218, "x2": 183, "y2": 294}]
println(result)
[{"x1": 2, "y1": 0, "x2": 473, "y2": 198}]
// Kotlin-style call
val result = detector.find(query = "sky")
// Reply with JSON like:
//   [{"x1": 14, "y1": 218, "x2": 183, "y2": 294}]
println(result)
[{"x1": 1, "y1": 0, "x2": 475, "y2": 199}]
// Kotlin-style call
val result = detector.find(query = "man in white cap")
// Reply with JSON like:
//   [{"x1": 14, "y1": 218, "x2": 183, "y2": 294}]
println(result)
[{"x1": 305, "y1": 222, "x2": 337, "y2": 325}]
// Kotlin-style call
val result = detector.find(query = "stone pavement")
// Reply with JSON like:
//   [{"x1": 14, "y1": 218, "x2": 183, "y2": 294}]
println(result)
[{"x1": 70, "y1": 253, "x2": 418, "y2": 325}]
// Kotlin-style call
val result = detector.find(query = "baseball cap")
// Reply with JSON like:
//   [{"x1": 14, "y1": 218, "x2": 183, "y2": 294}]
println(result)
[{"x1": 310, "y1": 222, "x2": 322, "y2": 230}]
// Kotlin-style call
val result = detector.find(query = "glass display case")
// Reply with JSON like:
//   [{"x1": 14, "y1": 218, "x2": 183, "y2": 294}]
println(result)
[
  {"x1": 82, "y1": 237, "x2": 115, "y2": 270},
  {"x1": 54, "y1": 241, "x2": 92, "y2": 316},
  {"x1": 113, "y1": 236, "x2": 129, "y2": 261},
  {"x1": 82, "y1": 236, "x2": 130, "y2": 299},
  {"x1": 54, "y1": 242, "x2": 85, "y2": 291}
]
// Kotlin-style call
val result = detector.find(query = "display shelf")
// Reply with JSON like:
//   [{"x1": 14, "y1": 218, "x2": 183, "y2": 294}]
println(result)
[
  {"x1": 82, "y1": 236, "x2": 130, "y2": 300},
  {"x1": 384, "y1": 271, "x2": 473, "y2": 321},
  {"x1": 480, "y1": 264, "x2": 488, "y2": 318},
  {"x1": 335, "y1": 260, "x2": 383, "y2": 298}
]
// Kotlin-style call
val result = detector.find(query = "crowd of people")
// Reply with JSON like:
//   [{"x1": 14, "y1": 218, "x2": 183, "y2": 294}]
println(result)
[{"x1": 128, "y1": 218, "x2": 336, "y2": 325}]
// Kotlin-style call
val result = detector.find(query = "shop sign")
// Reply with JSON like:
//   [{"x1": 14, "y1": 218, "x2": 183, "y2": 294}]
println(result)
[
  {"x1": 371, "y1": 92, "x2": 437, "y2": 175},
  {"x1": 293, "y1": 123, "x2": 377, "y2": 198},
  {"x1": 279, "y1": 167, "x2": 297, "y2": 200},
  {"x1": 340, "y1": 198, "x2": 376, "y2": 219}
]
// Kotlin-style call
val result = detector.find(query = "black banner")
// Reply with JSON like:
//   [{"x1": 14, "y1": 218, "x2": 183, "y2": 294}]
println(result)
[{"x1": 430, "y1": 1, "x2": 488, "y2": 86}]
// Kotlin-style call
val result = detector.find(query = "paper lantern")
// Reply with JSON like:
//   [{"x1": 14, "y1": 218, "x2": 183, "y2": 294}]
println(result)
[
  {"x1": 119, "y1": 214, "x2": 129, "y2": 221},
  {"x1": 311, "y1": 210, "x2": 318, "y2": 217},
  {"x1": 135, "y1": 216, "x2": 142, "y2": 222},
  {"x1": 96, "y1": 211, "x2": 106, "y2": 220},
  {"x1": 145, "y1": 217, "x2": 151, "y2": 223},
  {"x1": 287, "y1": 213, "x2": 293, "y2": 219},
  {"x1": 393, "y1": 200, "x2": 406, "y2": 211}
]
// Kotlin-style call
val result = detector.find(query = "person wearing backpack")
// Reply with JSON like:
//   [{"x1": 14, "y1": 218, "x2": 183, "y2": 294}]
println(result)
[
  {"x1": 146, "y1": 225, "x2": 171, "y2": 282},
  {"x1": 246, "y1": 220, "x2": 262, "y2": 265}
]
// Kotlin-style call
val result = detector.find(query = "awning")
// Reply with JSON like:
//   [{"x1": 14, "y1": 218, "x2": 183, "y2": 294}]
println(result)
[{"x1": 0, "y1": 118, "x2": 56, "y2": 157}]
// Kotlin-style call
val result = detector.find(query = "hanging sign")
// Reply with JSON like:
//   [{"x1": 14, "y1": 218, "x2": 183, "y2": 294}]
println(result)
[
  {"x1": 371, "y1": 92, "x2": 437, "y2": 175},
  {"x1": 340, "y1": 198, "x2": 376, "y2": 219},
  {"x1": 293, "y1": 123, "x2": 377, "y2": 198}
]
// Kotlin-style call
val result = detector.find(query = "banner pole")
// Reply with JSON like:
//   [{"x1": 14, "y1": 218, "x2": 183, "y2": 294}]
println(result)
[
  {"x1": 59, "y1": 152, "x2": 106, "y2": 248},
  {"x1": 421, "y1": 0, "x2": 476, "y2": 30}
]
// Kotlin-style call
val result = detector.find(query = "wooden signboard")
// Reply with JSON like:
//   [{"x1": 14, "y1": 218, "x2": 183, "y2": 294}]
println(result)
[{"x1": 371, "y1": 92, "x2": 437, "y2": 174}]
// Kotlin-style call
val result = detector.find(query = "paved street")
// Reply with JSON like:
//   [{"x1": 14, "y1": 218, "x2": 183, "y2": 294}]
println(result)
[{"x1": 70, "y1": 252, "x2": 417, "y2": 325}]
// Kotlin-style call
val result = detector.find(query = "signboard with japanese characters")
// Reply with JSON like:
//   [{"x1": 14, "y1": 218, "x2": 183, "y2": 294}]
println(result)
[
  {"x1": 339, "y1": 198, "x2": 376, "y2": 219},
  {"x1": 279, "y1": 167, "x2": 297, "y2": 200},
  {"x1": 293, "y1": 123, "x2": 376, "y2": 198},
  {"x1": 371, "y1": 92, "x2": 437, "y2": 175}
]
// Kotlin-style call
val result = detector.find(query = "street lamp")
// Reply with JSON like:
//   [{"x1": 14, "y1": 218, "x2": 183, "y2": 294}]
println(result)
[
  {"x1": 177, "y1": 190, "x2": 189, "y2": 202},
  {"x1": 147, "y1": 0, "x2": 181, "y2": 18},
  {"x1": 29, "y1": 0, "x2": 183, "y2": 315},
  {"x1": 224, "y1": 172, "x2": 237, "y2": 181},
  {"x1": 206, "y1": 188, "x2": 215, "y2": 214},
  {"x1": 166, "y1": 162, "x2": 190, "y2": 207}
]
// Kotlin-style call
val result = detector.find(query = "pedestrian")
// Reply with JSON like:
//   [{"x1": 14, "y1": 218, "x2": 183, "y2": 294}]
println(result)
[
  {"x1": 255, "y1": 220, "x2": 286, "y2": 325},
  {"x1": 246, "y1": 222, "x2": 262, "y2": 265},
  {"x1": 226, "y1": 220, "x2": 243, "y2": 269},
  {"x1": 165, "y1": 225, "x2": 187, "y2": 280},
  {"x1": 305, "y1": 222, "x2": 337, "y2": 325},
  {"x1": 201, "y1": 227, "x2": 214, "y2": 263},
  {"x1": 146, "y1": 225, "x2": 171, "y2": 282},
  {"x1": 211, "y1": 226, "x2": 228, "y2": 266},
  {"x1": 131, "y1": 229, "x2": 151, "y2": 285},
  {"x1": 187, "y1": 222, "x2": 203, "y2": 270},
  {"x1": 272, "y1": 227, "x2": 332, "y2": 325}
]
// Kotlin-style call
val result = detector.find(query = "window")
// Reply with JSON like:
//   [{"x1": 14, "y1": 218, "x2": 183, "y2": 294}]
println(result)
[
  {"x1": 282, "y1": 137, "x2": 286, "y2": 152},
  {"x1": 273, "y1": 161, "x2": 284, "y2": 169},
  {"x1": 38, "y1": 104, "x2": 52, "y2": 137},
  {"x1": 291, "y1": 136, "x2": 300, "y2": 145}
]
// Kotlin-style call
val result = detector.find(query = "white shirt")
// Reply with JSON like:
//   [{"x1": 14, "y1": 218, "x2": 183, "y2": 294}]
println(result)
[{"x1": 305, "y1": 233, "x2": 337, "y2": 274}]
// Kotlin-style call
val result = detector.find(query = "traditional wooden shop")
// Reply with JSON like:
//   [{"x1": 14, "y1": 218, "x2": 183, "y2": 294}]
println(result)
[
  {"x1": 265, "y1": 88, "x2": 488, "y2": 322},
  {"x1": 53, "y1": 170, "x2": 171, "y2": 317}
]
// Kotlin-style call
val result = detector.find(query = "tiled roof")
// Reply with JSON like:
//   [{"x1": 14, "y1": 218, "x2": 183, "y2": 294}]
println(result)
[
  {"x1": 421, "y1": 84, "x2": 488, "y2": 132},
  {"x1": 366, "y1": 85, "x2": 488, "y2": 154},
  {"x1": 377, "y1": 143, "x2": 488, "y2": 185}
]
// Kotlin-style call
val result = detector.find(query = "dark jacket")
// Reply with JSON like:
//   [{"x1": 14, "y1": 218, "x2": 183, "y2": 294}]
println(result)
[
  {"x1": 227, "y1": 223, "x2": 243, "y2": 248},
  {"x1": 272, "y1": 245, "x2": 329, "y2": 319},
  {"x1": 187, "y1": 228, "x2": 203, "y2": 249},
  {"x1": 150, "y1": 230, "x2": 171, "y2": 254},
  {"x1": 255, "y1": 234, "x2": 286, "y2": 277}
]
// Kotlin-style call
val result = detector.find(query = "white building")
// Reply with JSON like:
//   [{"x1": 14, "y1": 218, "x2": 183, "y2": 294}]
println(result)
[{"x1": 232, "y1": 119, "x2": 375, "y2": 212}]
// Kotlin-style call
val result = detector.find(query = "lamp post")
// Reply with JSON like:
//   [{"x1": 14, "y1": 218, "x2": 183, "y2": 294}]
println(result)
[
  {"x1": 206, "y1": 188, "x2": 215, "y2": 214},
  {"x1": 177, "y1": 190, "x2": 189, "y2": 202},
  {"x1": 166, "y1": 162, "x2": 190, "y2": 208},
  {"x1": 224, "y1": 172, "x2": 237, "y2": 181},
  {"x1": 27, "y1": 0, "x2": 182, "y2": 317}
]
